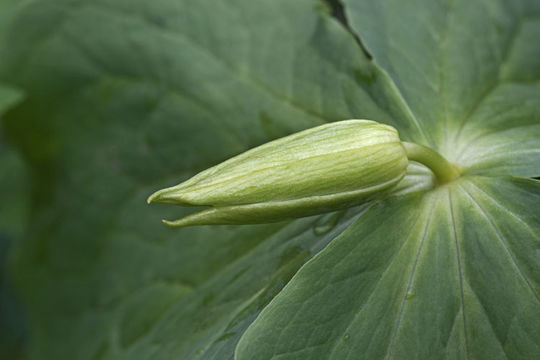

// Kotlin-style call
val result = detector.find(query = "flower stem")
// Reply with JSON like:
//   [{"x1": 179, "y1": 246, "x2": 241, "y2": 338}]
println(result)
[{"x1": 402, "y1": 142, "x2": 461, "y2": 184}]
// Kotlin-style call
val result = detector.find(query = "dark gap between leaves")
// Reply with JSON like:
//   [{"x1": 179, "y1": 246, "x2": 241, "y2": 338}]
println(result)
[{"x1": 323, "y1": 0, "x2": 373, "y2": 60}]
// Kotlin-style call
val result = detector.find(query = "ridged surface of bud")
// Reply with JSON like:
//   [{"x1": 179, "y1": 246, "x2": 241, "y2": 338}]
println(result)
[{"x1": 148, "y1": 120, "x2": 408, "y2": 227}]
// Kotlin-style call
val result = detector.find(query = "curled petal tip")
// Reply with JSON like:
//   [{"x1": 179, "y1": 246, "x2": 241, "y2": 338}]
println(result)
[
  {"x1": 147, "y1": 190, "x2": 163, "y2": 204},
  {"x1": 162, "y1": 219, "x2": 174, "y2": 226},
  {"x1": 147, "y1": 188, "x2": 176, "y2": 204},
  {"x1": 161, "y1": 218, "x2": 189, "y2": 227}
]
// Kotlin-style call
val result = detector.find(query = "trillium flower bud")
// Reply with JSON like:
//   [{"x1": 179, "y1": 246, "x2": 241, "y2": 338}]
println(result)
[{"x1": 148, "y1": 120, "x2": 408, "y2": 227}]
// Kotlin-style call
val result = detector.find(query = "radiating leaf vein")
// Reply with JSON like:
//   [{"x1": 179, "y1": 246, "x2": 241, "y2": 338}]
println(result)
[
  {"x1": 465, "y1": 180, "x2": 538, "y2": 237},
  {"x1": 385, "y1": 201, "x2": 435, "y2": 359},
  {"x1": 453, "y1": 13, "x2": 525, "y2": 143},
  {"x1": 458, "y1": 184, "x2": 540, "y2": 302},
  {"x1": 447, "y1": 187, "x2": 470, "y2": 359},
  {"x1": 326, "y1": 201, "x2": 425, "y2": 360}
]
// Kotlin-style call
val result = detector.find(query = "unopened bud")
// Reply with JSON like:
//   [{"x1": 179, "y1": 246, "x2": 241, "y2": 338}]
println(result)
[{"x1": 148, "y1": 119, "x2": 408, "y2": 227}]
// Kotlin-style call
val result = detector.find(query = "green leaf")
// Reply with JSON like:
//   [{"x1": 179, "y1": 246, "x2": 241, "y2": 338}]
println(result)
[
  {"x1": 1, "y1": 5, "x2": 29, "y2": 355},
  {"x1": 0, "y1": 87, "x2": 29, "y2": 359},
  {"x1": 343, "y1": 0, "x2": 540, "y2": 177},
  {"x1": 0, "y1": 140, "x2": 30, "y2": 360},
  {"x1": 236, "y1": 177, "x2": 540, "y2": 360},
  {"x1": 0, "y1": 0, "x2": 414, "y2": 359}
]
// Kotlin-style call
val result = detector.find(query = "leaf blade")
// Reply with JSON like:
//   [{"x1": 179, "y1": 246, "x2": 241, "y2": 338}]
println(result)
[
  {"x1": 0, "y1": 0, "x2": 422, "y2": 359},
  {"x1": 343, "y1": 0, "x2": 540, "y2": 177},
  {"x1": 236, "y1": 177, "x2": 540, "y2": 360}
]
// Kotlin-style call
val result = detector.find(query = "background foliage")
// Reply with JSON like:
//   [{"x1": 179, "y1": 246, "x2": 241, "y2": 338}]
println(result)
[{"x1": 0, "y1": 0, "x2": 539, "y2": 359}]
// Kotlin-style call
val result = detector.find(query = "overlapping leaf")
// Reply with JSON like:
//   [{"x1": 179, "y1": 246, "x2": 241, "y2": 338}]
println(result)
[
  {"x1": 236, "y1": 177, "x2": 540, "y2": 360},
  {"x1": 0, "y1": 0, "x2": 538, "y2": 359},
  {"x1": 343, "y1": 0, "x2": 540, "y2": 176},
  {"x1": 0, "y1": 0, "x2": 419, "y2": 359},
  {"x1": 0, "y1": 84, "x2": 28, "y2": 359}
]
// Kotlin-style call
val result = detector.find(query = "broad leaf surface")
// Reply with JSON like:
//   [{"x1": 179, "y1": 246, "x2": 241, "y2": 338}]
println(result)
[
  {"x1": 0, "y1": 0, "x2": 538, "y2": 360},
  {"x1": 344, "y1": 0, "x2": 540, "y2": 177},
  {"x1": 0, "y1": 135, "x2": 29, "y2": 360},
  {"x1": 0, "y1": 84, "x2": 28, "y2": 359},
  {"x1": 0, "y1": 0, "x2": 416, "y2": 359},
  {"x1": 236, "y1": 177, "x2": 540, "y2": 360}
]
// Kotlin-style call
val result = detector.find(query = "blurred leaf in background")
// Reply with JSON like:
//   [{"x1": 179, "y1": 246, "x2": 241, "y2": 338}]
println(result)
[
  {"x1": 0, "y1": 0, "x2": 539, "y2": 360},
  {"x1": 2, "y1": 0, "x2": 411, "y2": 358},
  {"x1": 0, "y1": 85, "x2": 28, "y2": 359},
  {"x1": 1, "y1": 4, "x2": 29, "y2": 357}
]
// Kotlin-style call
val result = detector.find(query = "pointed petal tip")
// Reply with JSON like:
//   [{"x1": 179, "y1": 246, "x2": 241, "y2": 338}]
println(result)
[
  {"x1": 146, "y1": 190, "x2": 164, "y2": 204},
  {"x1": 147, "y1": 185, "x2": 196, "y2": 205},
  {"x1": 162, "y1": 219, "x2": 174, "y2": 226},
  {"x1": 147, "y1": 187, "x2": 175, "y2": 204},
  {"x1": 162, "y1": 218, "x2": 188, "y2": 227}
]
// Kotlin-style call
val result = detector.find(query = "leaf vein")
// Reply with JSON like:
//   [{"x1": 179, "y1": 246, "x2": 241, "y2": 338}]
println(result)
[
  {"x1": 385, "y1": 201, "x2": 435, "y2": 359},
  {"x1": 447, "y1": 187, "x2": 470, "y2": 359},
  {"x1": 326, "y1": 200, "x2": 425, "y2": 360},
  {"x1": 458, "y1": 184, "x2": 540, "y2": 303},
  {"x1": 465, "y1": 181, "x2": 538, "y2": 238},
  {"x1": 453, "y1": 13, "x2": 529, "y2": 145}
]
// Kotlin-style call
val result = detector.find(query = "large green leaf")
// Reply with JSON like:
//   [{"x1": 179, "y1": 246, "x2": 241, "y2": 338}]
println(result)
[
  {"x1": 343, "y1": 0, "x2": 540, "y2": 177},
  {"x1": 0, "y1": 0, "x2": 538, "y2": 360},
  {"x1": 0, "y1": 84, "x2": 28, "y2": 359},
  {"x1": 236, "y1": 177, "x2": 540, "y2": 360},
  {"x1": 0, "y1": 137, "x2": 29, "y2": 360},
  {"x1": 0, "y1": 0, "x2": 419, "y2": 359}
]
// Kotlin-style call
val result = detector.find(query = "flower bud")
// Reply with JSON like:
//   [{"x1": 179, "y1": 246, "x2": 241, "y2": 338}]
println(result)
[{"x1": 148, "y1": 119, "x2": 408, "y2": 227}]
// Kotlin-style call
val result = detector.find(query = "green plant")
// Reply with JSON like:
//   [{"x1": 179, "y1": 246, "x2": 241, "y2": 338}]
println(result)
[{"x1": 0, "y1": 0, "x2": 538, "y2": 359}]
